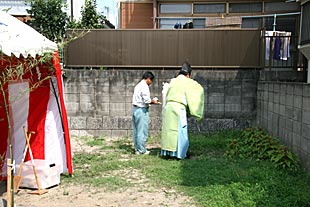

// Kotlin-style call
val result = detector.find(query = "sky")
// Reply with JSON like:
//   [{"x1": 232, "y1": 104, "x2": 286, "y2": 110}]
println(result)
[{"x1": 96, "y1": 0, "x2": 117, "y2": 27}]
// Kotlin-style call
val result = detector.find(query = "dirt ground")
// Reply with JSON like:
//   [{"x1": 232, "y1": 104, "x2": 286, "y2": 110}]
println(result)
[{"x1": 0, "y1": 137, "x2": 197, "y2": 207}]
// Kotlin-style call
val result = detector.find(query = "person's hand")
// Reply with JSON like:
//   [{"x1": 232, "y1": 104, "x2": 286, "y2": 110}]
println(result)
[{"x1": 152, "y1": 97, "x2": 161, "y2": 104}]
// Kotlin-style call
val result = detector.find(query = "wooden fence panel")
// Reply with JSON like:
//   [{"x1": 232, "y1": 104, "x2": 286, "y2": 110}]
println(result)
[{"x1": 64, "y1": 29, "x2": 261, "y2": 68}]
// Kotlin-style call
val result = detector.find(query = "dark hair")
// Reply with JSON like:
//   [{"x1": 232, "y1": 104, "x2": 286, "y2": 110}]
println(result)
[
  {"x1": 179, "y1": 61, "x2": 192, "y2": 76},
  {"x1": 142, "y1": 71, "x2": 155, "y2": 80}
]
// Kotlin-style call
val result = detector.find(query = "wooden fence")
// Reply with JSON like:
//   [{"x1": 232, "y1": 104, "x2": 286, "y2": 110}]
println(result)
[{"x1": 64, "y1": 29, "x2": 262, "y2": 68}]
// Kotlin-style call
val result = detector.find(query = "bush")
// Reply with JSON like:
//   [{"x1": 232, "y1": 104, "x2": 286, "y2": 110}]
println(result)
[{"x1": 225, "y1": 127, "x2": 301, "y2": 171}]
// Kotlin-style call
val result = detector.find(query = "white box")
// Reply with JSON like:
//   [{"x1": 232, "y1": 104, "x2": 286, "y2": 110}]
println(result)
[{"x1": 15, "y1": 159, "x2": 60, "y2": 189}]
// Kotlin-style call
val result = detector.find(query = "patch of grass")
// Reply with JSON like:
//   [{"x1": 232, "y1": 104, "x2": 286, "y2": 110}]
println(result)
[{"x1": 65, "y1": 130, "x2": 310, "y2": 207}]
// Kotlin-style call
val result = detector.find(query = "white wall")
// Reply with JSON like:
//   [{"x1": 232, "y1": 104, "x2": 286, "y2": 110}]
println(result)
[{"x1": 66, "y1": 0, "x2": 85, "y2": 20}]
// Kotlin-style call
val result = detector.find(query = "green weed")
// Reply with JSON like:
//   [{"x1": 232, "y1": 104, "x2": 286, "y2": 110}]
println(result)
[{"x1": 63, "y1": 130, "x2": 310, "y2": 207}]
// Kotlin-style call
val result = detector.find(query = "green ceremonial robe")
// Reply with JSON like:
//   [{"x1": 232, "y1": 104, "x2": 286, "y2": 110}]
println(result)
[{"x1": 161, "y1": 75, "x2": 204, "y2": 152}]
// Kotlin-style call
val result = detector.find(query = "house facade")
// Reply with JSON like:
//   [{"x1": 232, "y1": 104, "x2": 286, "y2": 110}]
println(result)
[
  {"x1": 0, "y1": 0, "x2": 31, "y2": 21},
  {"x1": 0, "y1": 0, "x2": 70, "y2": 21},
  {"x1": 118, "y1": 0, "x2": 300, "y2": 33}
]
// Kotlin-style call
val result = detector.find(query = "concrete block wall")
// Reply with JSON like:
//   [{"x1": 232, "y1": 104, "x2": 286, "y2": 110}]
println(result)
[
  {"x1": 257, "y1": 81, "x2": 310, "y2": 170},
  {"x1": 63, "y1": 69, "x2": 258, "y2": 137}
]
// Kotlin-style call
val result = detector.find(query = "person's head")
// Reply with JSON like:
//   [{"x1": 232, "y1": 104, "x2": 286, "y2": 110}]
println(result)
[
  {"x1": 142, "y1": 71, "x2": 155, "y2": 85},
  {"x1": 178, "y1": 61, "x2": 192, "y2": 77}
]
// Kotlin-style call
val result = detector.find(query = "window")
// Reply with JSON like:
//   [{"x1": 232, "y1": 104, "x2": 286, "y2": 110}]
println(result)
[
  {"x1": 242, "y1": 18, "x2": 261, "y2": 28},
  {"x1": 300, "y1": 2, "x2": 310, "y2": 44},
  {"x1": 264, "y1": 16, "x2": 297, "y2": 34},
  {"x1": 194, "y1": 3, "x2": 226, "y2": 14},
  {"x1": 264, "y1": 1, "x2": 300, "y2": 12},
  {"x1": 159, "y1": 18, "x2": 205, "y2": 29},
  {"x1": 229, "y1": 2, "x2": 262, "y2": 13},
  {"x1": 160, "y1": 3, "x2": 192, "y2": 14},
  {"x1": 159, "y1": 18, "x2": 189, "y2": 29},
  {"x1": 193, "y1": 19, "x2": 206, "y2": 28}
]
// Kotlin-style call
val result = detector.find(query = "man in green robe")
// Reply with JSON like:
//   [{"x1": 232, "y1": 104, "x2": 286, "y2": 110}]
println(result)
[{"x1": 161, "y1": 62, "x2": 204, "y2": 159}]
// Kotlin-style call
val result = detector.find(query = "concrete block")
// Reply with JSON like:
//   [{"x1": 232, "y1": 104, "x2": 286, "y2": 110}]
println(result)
[
  {"x1": 207, "y1": 104, "x2": 225, "y2": 112},
  {"x1": 103, "y1": 117, "x2": 118, "y2": 129},
  {"x1": 294, "y1": 84, "x2": 303, "y2": 96},
  {"x1": 268, "y1": 102, "x2": 273, "y2": 112},
  {"x1": 65, "y1": 84, "x2": 80, "y2": 93},
  {"x1": 207, "y1": 85, "x2": 225, "y2": 95},
  {"x1": 96, "y1": 95, "x2": 110, "y2": 103},
  {"x1": 268, "y1": 83, "x2": 274, "y2": 92},
  {"x1": 280, "y1": 84, "x2": 287, "y2": 95},
  {"x1": 268, "y1": 92, "x2": 274, "y2": 103},
  {"x1": 279, "y1": 92, "x2": 286, "y2": 104},
  {"x1": 206, "y1": 111, "x2": 225, "y2": 118},
  {"x1": 293, "y1": 120, "x2": 301, "y2": 134},
  {"x1": 112, "y1": 130, "x2": 128, "y2": 138},
  {"x1": 225, "y1": 71, "x2": 240, "y2": 80},
  {"x1": 303, "y1": 84, "x2": 310, "y2": 97},
  {"x1": 301, "y1": 136, "x2": 308, "y2": 152},
  {"x1": 208, "y1": 95, "x2": 225, "y2": 104},
  {"x1": 80, "y1": 85, "x2": 95, "y2": 94},
  {"x1": 149, "y1": 117, "x2": 162, "y2": 130},
  {"x1": 80, "y1": 94, "x2": 95, "y2": 103},
  {"x1": 292, "y1": 133, "x2": 301, "y2": 149},
  {"x1": 118, "y1": 117, "x2": 132, "y2": 129},
  {"x1": 285, "y1": 106, "x2": 294, "y2": 119},
  {"x1": 285, "y1": 118, "x2": 293, "y2": 131},
  {"x1": 80, "y1": 102, "x2": 95, "y2": 114},
  {"x1": 96, "y1": 85, "x2": 110, "y2": 94},
  {"x1": 286, "y1": 84, "x2": 294, "y2": 95},
  {"x1": 273, "y1": 103, "x2": 280, "y2": 114},
  {"x1": 279, "y1": 116, "x2": 286, "y2": 129},
  {"x1": 293, "y1": 95, "x2": 302, "y2": 109},
  {"x1": 97, "y1": 102, "x2": 109, "y2": 112},
  {"x1": 263, "y1": 91, "x2": 269, "y2": 101},
  {"x1": 110, "y1": 95, "x2": 125, "y2": 103},
  {"x1": 273, "y1": 83, "x2": 280, "y2": 92},
  {"x1": 65, "y1": 93, "x2": 80, "y2": 102},
  {"x1": 273, "y1": 92, "x2": 280, "y2": 104},
  {"x1": 302, "y1": 97, "x2": 310, "y2": 108},
  {"x1": 110, "y1": 102, "x2": 125, "y2": 112},
  {"x1": 279, "y1": 104, "x2": 286, "y2": 116},
  {"x1": 263, "y1": 101, "x2": 268, "y2": 111},
  {"x1": 70, "y1": 117, "x2": 87, "y2": 129},
  {"x1": 225, "y1": 104, "x2": 241, "y2": 112},
  {"x1": 286, "y1": 94, "x2": 294, "y2": 107},
  {"x1": 225, "y1": 86, "x2": 241, "y2": 96},
  {"x1": 110, "y1": 110, "x2": 126, "y2": 116},
  {"x1": 204, "y1": 71, "x2": 226, "y2": 80},
  {"x1": 66, "y1": 102, "x2": 80, "y2": 113},
  {"x1": 86, "y1": 117, "x2": 103, "y2": 129},
  {"x1": 292, "y1": 108, "x2": 302, "y2": 121},
  {"x1": 109, "y1": 78, "x2": 126, "y2": 95},
  {"x1": 225, "y1": 96, "x2": 241, "y2": 104},
  {"x1": 301, "y1": 123, "x2": 310, "y2": 138},
  {"x1": 302, "y1": 110, "x2": 310, "y2": 125},
  {"x1": 257, "y1": 82, "x2": 263, "y2": 90}
]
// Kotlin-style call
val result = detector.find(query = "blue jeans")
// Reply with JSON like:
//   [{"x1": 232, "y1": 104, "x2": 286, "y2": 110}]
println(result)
[{"x1": 132, "y1": 107, "x2": 149, "y2": 153}]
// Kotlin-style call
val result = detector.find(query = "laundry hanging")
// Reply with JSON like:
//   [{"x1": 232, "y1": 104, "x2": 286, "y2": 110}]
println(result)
[{"x1": 265, "y1": 31, "x2": 291, "y2": 61}]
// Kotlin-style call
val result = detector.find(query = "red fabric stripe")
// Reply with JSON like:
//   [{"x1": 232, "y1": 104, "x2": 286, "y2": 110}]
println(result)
[
  {"x1": 25, "y1": 79, "x2": 50, "y2": 161},
  {"x1": 53, "y1": 51, "x2": 73, "y2": 174}
]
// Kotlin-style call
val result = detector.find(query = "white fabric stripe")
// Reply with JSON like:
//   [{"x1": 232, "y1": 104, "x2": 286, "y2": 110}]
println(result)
[
  {"x1": 44, "y1": 77, "x2": 67, "y2": 173},
  {"x1": 2, "y1": 81, "x2": 29, "y2": 175}
]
